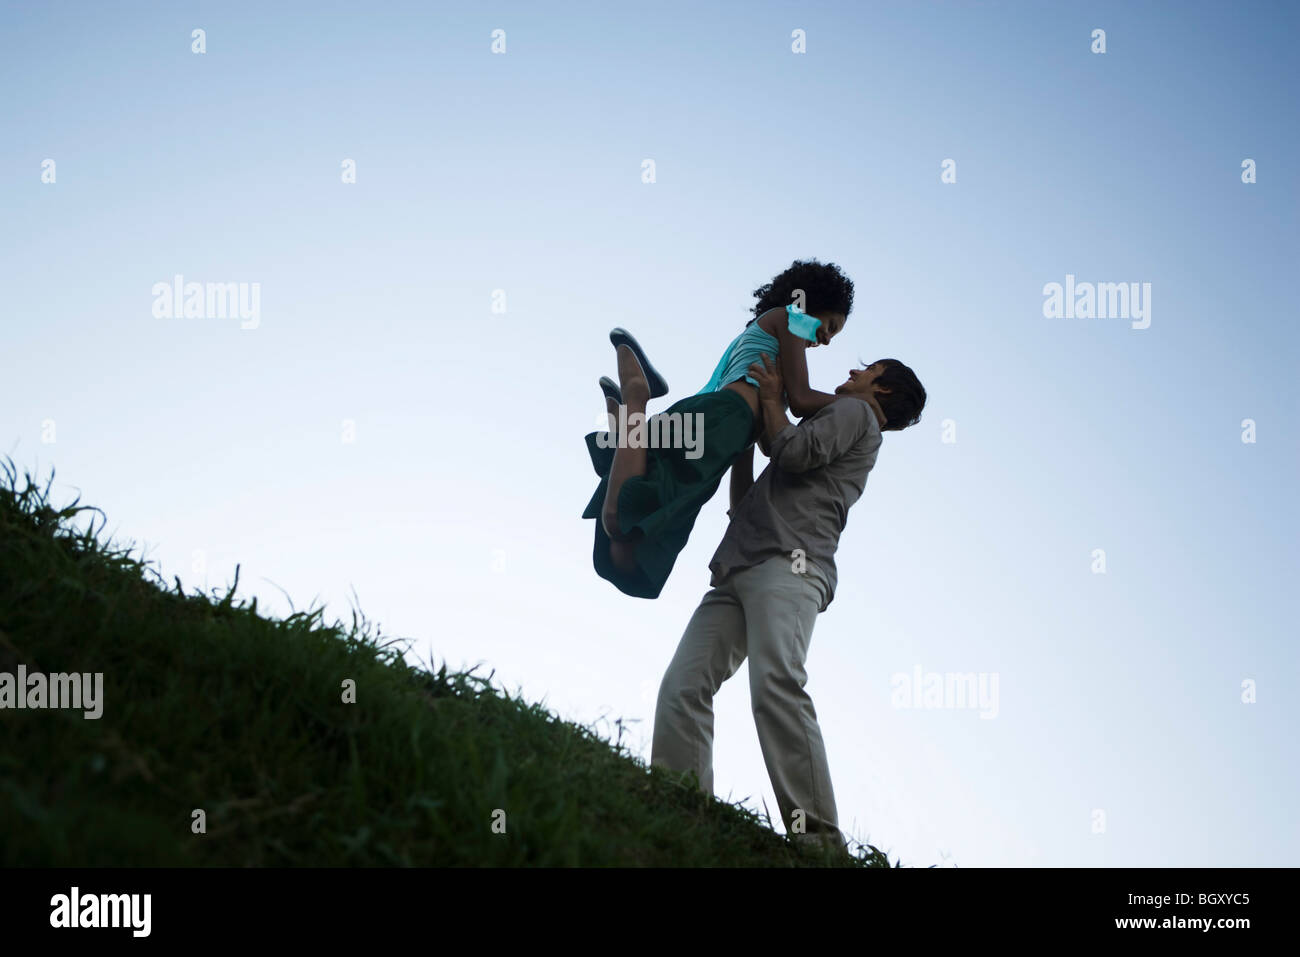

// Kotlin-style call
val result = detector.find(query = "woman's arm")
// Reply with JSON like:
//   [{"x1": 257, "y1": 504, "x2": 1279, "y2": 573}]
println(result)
[
  {"x1": 728, "y1": 444, "x2": 755, "y2": 516},
  {"x1": 767, "y1": 309, "x2": 840, "y2": 418}
]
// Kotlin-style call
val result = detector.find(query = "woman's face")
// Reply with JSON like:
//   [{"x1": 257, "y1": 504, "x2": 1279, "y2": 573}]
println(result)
[{"x1": 810, "y1": 311, "x2": 847, "y2": 347}]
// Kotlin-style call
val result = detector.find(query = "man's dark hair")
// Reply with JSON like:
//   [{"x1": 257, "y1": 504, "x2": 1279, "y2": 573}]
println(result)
[
  {"x1": 873, "y1": 359, "x2": 926, "y2": 432},
  {"x1": 748, "y1": 258, "x2": 855, "y2": 324}
]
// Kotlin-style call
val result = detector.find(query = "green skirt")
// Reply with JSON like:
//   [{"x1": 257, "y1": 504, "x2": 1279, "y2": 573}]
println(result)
[{"x1": 582, "y1": 388, "x2": 755, "y2": 599}]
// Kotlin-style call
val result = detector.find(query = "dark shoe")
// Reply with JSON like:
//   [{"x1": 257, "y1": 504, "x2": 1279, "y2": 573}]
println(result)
[
  {"x1": 598, "y1": 376, "x2": 622, "y2": 405},
  {"x1": 609, "y1": 328, "x2": 669, "y2": 399}
]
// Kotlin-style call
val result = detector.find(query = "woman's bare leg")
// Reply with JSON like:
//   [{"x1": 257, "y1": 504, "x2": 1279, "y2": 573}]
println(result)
[
  {"x1": 601, "y1": 344, "x2": 651, "y2": 545},
  {"x1": 605, "y1": 395, "x2": 619, "y2": 443}
]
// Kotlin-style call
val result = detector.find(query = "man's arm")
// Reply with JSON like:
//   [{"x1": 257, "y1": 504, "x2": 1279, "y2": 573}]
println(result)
[
  {"x1": 760, "y1": 390, "x2": 794, "y2": 449},
  {"x1": 749, "y1": 354, "x2": 876, "y2": 474},
  {"x1": 727, "y1": 444, "x2": 755, "y2": 516},
  {"x1": 768, "y1": 401, "x2": 876, "y2": 473},
  {"x1": 747, "y1": 352, "x2": 795, "y2": 445}
]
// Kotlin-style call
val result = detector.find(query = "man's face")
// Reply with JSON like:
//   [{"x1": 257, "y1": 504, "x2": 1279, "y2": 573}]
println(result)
[{"x1": 835, "y1": 361, "x2": 886, "y2": 396}]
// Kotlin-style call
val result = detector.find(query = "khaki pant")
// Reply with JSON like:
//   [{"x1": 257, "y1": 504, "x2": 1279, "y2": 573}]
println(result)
[{"x1": 651, "y1": 554, "x2": 845, "y2": 851}]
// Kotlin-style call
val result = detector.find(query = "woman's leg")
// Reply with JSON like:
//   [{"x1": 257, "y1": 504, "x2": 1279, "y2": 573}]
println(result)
[
  {"x1": 601, "y1": 393, "x2": 639, "y2": 573},
  {"x1": 601, "y1": 344, "x2": 651, "y2": 549},
  {"x1": 604, "y1": 394, "x2": 619, "y2": 444}
]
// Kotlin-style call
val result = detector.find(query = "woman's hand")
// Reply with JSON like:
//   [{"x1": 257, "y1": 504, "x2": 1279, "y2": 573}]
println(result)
[{"x1": 747, "y1": 353, "x2": 784, "y2": 405}]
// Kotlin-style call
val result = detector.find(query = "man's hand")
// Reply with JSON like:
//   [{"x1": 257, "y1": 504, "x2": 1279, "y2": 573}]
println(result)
[
  {"x1": 747, "y1": 353, "x2": 784, "y2": 405},
  {"x1": 748, "y1": 353, "x2": 793, "y2": 454}
]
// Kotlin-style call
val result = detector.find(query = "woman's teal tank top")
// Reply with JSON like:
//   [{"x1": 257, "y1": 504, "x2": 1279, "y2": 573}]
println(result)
[{"x1": 696, "y1": 305, "x2": 821, "y2": 395}]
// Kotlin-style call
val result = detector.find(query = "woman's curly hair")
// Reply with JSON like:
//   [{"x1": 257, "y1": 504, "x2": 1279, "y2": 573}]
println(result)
[{"x1": 748, "y1": 258, "x2": 855, "y2": 324}]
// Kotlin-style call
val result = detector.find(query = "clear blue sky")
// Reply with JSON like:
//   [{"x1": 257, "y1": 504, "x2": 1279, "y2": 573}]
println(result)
[{"x1": 2, "y1": 0, "x2": 1296, "y2": 866}]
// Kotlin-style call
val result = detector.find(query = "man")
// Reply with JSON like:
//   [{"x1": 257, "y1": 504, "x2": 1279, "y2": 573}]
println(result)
[{"x1": 650, "y1": 352, "x2": 927, "y2": 855}]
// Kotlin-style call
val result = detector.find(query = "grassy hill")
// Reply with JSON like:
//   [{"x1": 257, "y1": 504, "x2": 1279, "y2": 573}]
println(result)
[{"x1": 0, "y1": 460, "x2": 897, "y2": 867}]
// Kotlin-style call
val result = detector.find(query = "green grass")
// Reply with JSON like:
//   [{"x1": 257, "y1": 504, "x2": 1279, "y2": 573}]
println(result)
[{"x1": 0, "y1": 460, "x2": 898, "y2": 867}]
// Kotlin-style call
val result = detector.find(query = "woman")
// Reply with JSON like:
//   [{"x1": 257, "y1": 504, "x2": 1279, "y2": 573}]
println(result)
[{"x1": 582, "y1": 259, "x2": 861, "y2": 598}]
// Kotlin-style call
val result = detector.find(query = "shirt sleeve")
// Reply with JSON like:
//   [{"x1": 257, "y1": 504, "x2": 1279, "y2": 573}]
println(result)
[{"x1": 767, "y1": 398, "x2": 879, "y2": 473}]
